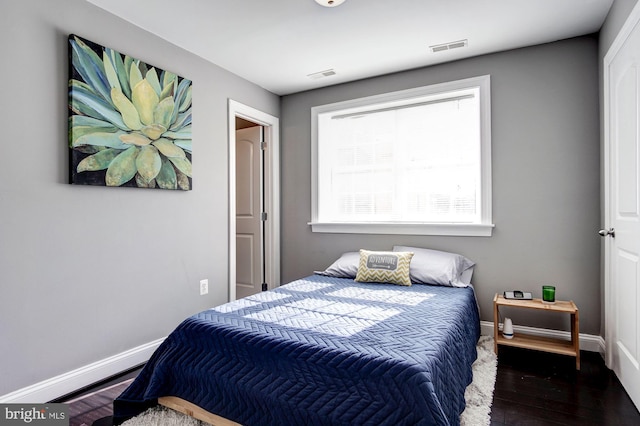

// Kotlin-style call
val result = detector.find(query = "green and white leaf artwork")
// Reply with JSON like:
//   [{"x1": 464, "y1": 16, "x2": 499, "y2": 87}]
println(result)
[{"x1": 68, "y1": 34, "x2": 192, "y2": 190}]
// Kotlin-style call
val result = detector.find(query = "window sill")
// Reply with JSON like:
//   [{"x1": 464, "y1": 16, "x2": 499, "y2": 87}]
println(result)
[{"x1": 308, "y1": 222, "x2": 494, "y2": 237}]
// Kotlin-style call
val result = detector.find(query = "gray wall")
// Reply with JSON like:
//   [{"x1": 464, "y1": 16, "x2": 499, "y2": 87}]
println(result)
[
  {"x1": 0, "y1": 0, "x2": 279, "y2": 395},
  {"x1": 281, "y1": 36, "x2": 601, "y2": 335}
]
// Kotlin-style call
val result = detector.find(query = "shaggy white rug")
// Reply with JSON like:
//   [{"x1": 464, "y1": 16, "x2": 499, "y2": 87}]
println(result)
[
  {"x1": 123, "y1": 336, "x2": 497, "y2": 426},
  {"x1": 460, "y1": 335, "x2": 498, "y2": 426}
]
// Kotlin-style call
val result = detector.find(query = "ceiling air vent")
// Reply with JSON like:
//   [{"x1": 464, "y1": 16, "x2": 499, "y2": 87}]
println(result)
[
  {"x1": 307, "y1": 69, "x2": 337, "y2": 80},
  {"x1": 429, "y1": 39, "x2": 468, "y2": 53}
]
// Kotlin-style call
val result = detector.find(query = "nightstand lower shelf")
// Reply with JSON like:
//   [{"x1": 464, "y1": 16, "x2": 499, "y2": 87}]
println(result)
[{"x1": 495, "y1": 333, "x2": 576, "y2": 357}]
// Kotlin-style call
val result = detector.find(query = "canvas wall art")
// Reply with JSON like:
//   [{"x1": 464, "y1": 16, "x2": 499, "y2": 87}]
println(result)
[{"x1": 68, "y1": 34, "x2": 192, "y2": 190}]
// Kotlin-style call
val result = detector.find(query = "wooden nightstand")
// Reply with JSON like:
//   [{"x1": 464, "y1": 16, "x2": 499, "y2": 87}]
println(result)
[{"x1": 493, "y1": 293, "x2": 580, "y2": 370}]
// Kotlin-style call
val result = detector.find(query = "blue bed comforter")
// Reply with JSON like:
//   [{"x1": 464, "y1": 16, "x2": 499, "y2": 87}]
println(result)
[{"x1": 114, "y1": 275, "x2": 480, "y2": 425}]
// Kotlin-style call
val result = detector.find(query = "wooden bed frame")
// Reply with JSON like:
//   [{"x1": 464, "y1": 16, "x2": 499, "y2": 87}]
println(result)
[{"x1": 159, "y1": 396, "x2": 240, "y2": 426}]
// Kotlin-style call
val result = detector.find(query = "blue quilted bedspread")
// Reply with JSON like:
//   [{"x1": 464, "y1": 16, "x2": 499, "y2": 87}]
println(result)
[{"x1": 114, "y1": 275, "x2": 480, "y2": 425}]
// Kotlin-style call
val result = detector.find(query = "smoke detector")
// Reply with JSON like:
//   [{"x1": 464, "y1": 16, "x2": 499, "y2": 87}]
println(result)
[{"x1": 315, "y1": 0, "x2": 346, "y2": 7}]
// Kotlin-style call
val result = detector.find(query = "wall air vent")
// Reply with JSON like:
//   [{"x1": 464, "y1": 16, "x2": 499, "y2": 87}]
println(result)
[
  {"x1": 307, "y1": 69, "x2": 337, "y2": 80},
  {"x1": 429, "y1": 39, "x2": 468, "y2": 53}
]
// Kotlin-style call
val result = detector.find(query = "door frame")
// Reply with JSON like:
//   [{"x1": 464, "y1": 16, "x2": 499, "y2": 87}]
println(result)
[
  {"x1": 603, "y1": 0, "x2": 640, "y2": 369},
  {"x1": 228, "y1": 99, "x2": 280, "y2": 302}
]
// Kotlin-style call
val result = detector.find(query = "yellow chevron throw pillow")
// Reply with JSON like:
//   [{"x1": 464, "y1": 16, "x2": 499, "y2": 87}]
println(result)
[{"x1": 355, "y1": 249, "x2": 414, "y2": 286}]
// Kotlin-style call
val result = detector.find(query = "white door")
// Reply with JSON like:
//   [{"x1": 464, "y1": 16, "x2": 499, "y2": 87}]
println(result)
[
  {"x1": 604, "y1": 3, "x2": 640, "y2": 411},
  {"x1": 236, "y1": 126, "x2": 263, "y2": 299}
]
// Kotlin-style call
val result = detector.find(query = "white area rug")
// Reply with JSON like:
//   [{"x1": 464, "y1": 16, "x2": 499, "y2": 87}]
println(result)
[
  {"x1": 123, "y1": 336, "x2": 497, "y2": 426},
  {"x1": 460, "y1": 335, "x2": 498, "y2": 425},
  {"x1": 122, "y1": 406, "x2": 203, "y2": 426}
]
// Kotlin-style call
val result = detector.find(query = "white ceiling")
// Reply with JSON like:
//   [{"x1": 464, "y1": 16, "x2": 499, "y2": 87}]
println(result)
[{"x1": 86, "y1": 0, "x2": 613, "y2": 96}]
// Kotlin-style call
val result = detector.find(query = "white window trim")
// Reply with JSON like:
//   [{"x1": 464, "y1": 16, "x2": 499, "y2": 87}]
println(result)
[{"x1": 309, "y1": 75, "x2": 494, "y2": 237}]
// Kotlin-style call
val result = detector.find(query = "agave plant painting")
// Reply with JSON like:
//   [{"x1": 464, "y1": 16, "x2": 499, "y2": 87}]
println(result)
[{"x1": 68, "y1": 35, "x2": 192, "y2": 190}]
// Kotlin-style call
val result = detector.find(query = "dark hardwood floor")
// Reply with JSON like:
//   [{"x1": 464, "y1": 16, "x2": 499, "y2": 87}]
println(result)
[
  {"x1": 52, "y1": 367, "x2": 141, "y2": 426},
  {"x1": 492, "y1": 346, "x2": 640, "y2": 425},
  {"x1": 56, "y1": 347, "x2": 639, "y2": 425}
]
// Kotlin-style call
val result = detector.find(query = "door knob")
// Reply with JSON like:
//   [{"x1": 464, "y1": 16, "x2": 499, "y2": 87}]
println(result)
[{"x1": 599, "y1": 228, "x2": 615, "y2": 237}]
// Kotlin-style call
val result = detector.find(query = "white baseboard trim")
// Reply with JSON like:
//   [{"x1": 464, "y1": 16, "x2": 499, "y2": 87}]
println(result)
[
  {"x1": 480, "y1": 320, "x2": 606, "y2": 356},
  {"x1": 0, "y1": 337, "x2": 165, "y2": 404}
]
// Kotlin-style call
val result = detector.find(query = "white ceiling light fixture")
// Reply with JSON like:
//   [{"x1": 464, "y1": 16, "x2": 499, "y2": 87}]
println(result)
[{"x1": 315, "y1": 0, "x2": 346, "y2": 7}]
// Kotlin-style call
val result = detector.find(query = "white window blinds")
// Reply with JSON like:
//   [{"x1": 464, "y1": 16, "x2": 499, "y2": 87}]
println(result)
[{"x1": 311, "y1": 76, "x2": 493, "y2": 236}]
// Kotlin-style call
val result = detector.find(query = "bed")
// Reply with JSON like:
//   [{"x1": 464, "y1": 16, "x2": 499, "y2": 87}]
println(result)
[{"x1": 114, "y1": 249, "x2": 480, "y2": 426}]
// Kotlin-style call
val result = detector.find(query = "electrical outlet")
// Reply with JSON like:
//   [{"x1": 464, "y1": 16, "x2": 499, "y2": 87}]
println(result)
[{"x1": 200, "y1": 279, "x2": 208, "y2": 295}]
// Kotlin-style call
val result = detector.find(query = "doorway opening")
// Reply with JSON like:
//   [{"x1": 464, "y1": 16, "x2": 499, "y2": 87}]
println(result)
[{"x1": 228, "y1": 100, "x2": 280, "y2": 302}]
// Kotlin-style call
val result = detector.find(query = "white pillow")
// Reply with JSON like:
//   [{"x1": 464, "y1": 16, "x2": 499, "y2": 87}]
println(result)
[
  {"x1": 459, "y1": 267, "x2": 475, "y2": 286},
  {"x1": 315, "y1": 251, "x2": 360, "y2": 278},
  {"x1": 392, "y1": 246, "x2": 475, "y2": 287}
]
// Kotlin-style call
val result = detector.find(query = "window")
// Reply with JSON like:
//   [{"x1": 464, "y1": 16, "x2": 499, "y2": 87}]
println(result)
[{"x1": 310, "y1": 75, "x2": 493, "y2": 236}]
